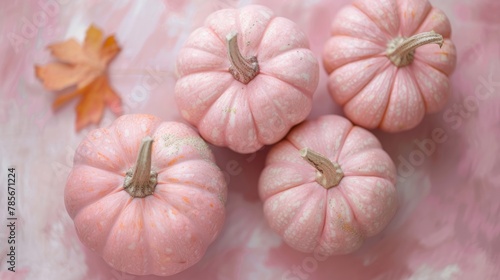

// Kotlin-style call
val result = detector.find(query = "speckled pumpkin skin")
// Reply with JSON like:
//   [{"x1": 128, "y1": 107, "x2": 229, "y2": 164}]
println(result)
[
  {"x1": 175, "y1": 5, "x2": 319, "y2": 153},
  {"x1": 259, "y1": 115, "x2": 397, "y2": 255},
  {"x1": 323, "y1": 0, "x2": 457, "y2": 132},
  {"x1": 64, "y1": 114, "x2": 227, "y2": 276}
]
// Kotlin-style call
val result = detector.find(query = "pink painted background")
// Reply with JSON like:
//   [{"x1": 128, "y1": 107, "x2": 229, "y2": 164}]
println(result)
[{"x1": 1, "y1": 0, "x2": 499, "y2": 279}]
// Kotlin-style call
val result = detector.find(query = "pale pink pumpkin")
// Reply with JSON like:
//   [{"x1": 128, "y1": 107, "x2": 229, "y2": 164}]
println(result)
[
  {"x1": 175, "y1": 5, "x2": 319, "y2": 153},
  {"x1": 259, "y1": 115, "x2": 397, "y2": 255},
  {"x1": 323, "y1": 0, "x2": 457, "y2": 132},
  {"x1": 64, "y1": 114, "x2": 227, "y2": 276}
]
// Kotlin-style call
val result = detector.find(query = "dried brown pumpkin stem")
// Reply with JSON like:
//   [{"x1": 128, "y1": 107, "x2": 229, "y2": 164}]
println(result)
[
  {"x1": 226, "y1": 32, "x2": 259, "y2": 84},
  {"x1": 387, "y1": 31, "x2": 444, "y2": 67},
  {"x1": 300, "y1": 147, "x2": 344, "y2": 189},
  {"x1": 124, "y1": 136, "x2": 157, "y2": 198}
]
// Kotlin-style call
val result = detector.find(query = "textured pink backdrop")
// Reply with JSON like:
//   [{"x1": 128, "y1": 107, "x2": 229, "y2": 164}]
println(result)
[{"x1": 1, "y1": 0, "x2": 499, "y2": 279}]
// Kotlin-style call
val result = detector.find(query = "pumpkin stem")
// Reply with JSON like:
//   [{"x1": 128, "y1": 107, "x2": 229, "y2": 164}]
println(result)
[
  {"x1": 300, "y1": 148, "x2": 344, "y2": 189},
  {"x1": 226, "y1": 32, "x2": 259, "y2": 84},
  {"x1": 124, "y1": 136, "x2": 158, "y2": 198},
  {"x1": 386, "y1": 31, "x2": 443, "y2": 67}
]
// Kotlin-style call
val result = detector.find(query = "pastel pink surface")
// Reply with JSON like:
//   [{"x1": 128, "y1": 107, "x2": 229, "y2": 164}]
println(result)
[
  {"x1": 175, "y1": 5, "x2": 319, "y2": 153},
  {"x1": 2, "y1": 0, "x2": 500, "y2": 279},
  {"x1": 64, "y1": 114, "x2": 227, "y2": 276},
  {"x1": 323, "y1": 0, "x2": 457, "y2": 132},
  {"x1": 259, "y1": 115, "x2": 397, "y2": 255}
]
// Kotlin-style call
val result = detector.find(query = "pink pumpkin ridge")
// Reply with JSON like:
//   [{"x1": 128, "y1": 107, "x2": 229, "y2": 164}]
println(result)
[
  {"x1": 259, "y1": 115, "x2": 397, "y2": 255},
  {"x1": 323, "y1": 0, "x2": 457, "y2": 132},
  {"x1": 64, "y1": 114, "x2": 227, "y2": 276},
  {"x1": 175, "y1": 5, "x2": 319, "y2": 153}
]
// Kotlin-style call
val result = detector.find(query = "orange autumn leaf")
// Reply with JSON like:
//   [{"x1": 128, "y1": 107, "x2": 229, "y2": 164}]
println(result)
[{"x1": 35, "y1": 25, "x2": 122, "y2": 131}]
